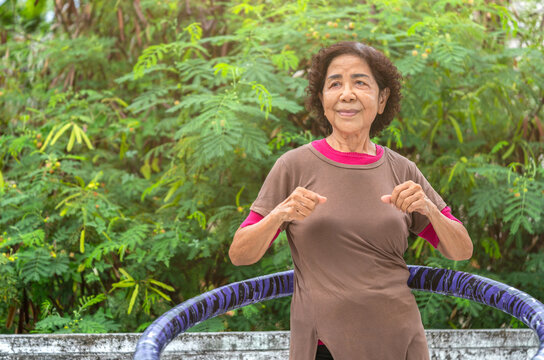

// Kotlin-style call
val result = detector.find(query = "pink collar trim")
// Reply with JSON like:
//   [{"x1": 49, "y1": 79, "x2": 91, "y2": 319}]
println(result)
[{"x1": 311, "y1": 138, "x2": 383, "y2": 165}]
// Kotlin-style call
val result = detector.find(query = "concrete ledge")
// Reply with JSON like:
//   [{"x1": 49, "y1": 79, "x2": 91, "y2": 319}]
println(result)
[{"x1": 0, "y1": 329, "x2": 539, "y2": 359}]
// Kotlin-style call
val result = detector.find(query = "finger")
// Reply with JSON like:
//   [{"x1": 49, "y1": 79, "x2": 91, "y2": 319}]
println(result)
[
  {"x1": 293, "y1": 195, "x2": 315, "y2": 211},
  {"x1": 287, "y1": 207, "x2": 305, "y2": 221},
  {"x1": 288, "y1": 197, "x2": 313, "y2": 215},
  {"x1": 380, "y1": 194, "x2": 392, "y2": 204},
  {"x1": 390, "y1": 182, "x2": 412, "y2": 205},
  {"x1": 406, "y1": 199, "x2": 426, "y2": 214},
  {"x1": 399, "y1": 192, "x2": 422, "y2": 212},
  {"x1": 289, "y1": 202, "x2": 311, "y2": 220},
  {"x1": 303, "y1": 194, "x2": 327, "y2": 208},
  {"x1": 302, "y1": 192, "x2": 323, "y2": 206},
  {"x1": 296, "y1": 206, "x2": 311, "y2": 218},
  {"x1": 397, "y1": 189, "x2": 421, "y2": 211},
  {"x1": 299, "y1": 188, "x2": 327, "y2": 205},
  {"x1": 393, "y1": 185, "x2": 419, "y2": 209}
]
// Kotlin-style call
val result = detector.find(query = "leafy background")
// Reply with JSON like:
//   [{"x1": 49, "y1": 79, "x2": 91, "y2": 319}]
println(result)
[{"x1": 0, "y1": 0, "x2": 543, "y2": 334}]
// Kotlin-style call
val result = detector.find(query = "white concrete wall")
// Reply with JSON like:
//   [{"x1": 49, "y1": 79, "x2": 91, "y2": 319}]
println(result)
[{"x1": 0, "y1": 329, "x2": 539, "y2": 359}]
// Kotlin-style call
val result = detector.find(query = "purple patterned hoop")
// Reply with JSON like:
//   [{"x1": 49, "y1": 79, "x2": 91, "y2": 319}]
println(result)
[{"x1": 133, "y1": 266, "x2": 544, "y2": 359}]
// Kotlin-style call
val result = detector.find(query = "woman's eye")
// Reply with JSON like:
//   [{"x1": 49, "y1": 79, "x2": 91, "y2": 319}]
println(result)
[
  {"x1": 356, "y1": 80, "x2": 366, "y2": 86},
  {"x1": 330, "y1": 82, "x2": 340, "y2": 88}
]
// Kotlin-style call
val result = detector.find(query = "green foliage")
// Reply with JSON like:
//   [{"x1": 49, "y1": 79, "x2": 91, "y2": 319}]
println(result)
[
  {"x1": 33, "y1": 294, "x2": 119, "y2": 333},
  {"x1": 17, "y1": 247, "x2": 69, "y2": 284},
  {"x1": 0, "y1": 0, "x2": 543, "y2": 335},
  {"x1": 0, "y1": 255, "x2": 18, "y2": 305}
]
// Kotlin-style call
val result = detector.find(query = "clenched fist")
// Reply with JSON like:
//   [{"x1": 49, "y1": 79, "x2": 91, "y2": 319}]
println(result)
[
  {"x1": 380, "y1": 180, "x2": 434, "y2": 216},
  {"x1": 271, "y1": 187, "x2": 327, "y2": 222}
]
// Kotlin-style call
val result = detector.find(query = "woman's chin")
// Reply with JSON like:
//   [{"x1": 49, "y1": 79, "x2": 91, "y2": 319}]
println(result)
[{"x1": 332, "y1": 123, "x2": 369, "y2": 137}]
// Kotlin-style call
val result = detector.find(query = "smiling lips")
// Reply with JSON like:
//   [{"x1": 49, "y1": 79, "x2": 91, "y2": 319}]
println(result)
[{"x1": 336, "y1": 109, "x2": 360, "y2": 117}]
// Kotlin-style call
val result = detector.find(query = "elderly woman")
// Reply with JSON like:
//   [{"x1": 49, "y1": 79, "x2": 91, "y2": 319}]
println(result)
[{"x1": 229, "y1": 42, "x2": 473, "y2": 360}]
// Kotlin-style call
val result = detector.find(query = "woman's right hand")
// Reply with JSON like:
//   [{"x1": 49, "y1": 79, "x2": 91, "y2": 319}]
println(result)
[
  {"x1": 229, "y1": 187, "x2": 326, "y2": 266},
  {"x1": 271, "y1": 187, "x2": 327, "y2": 222}
]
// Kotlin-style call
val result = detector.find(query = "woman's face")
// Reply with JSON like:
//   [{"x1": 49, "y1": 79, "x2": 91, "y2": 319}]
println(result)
[{"x1": 319, "y1": 54, "x2": 389, "y2": 137}]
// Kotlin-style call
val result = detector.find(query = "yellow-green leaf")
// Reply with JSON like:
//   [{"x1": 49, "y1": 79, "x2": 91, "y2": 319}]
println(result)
[
  {"x1": 411, "y1": 237, "x2": 425, "y2": 259},
  {"x1": 80, "y1": 228, "x2": 85, "y2": 253},
  {"x1": 163, "y1": 182, "x2": 180, "y2": 203},
  {"x1": 41, "y1": 124, "x2": 59, "y2": 151},
  {"x1": 74, "y1": 176, "x2": 85, "y2": 187},
  {"x1": 115, "y1": 97, "x2": 128, "y2": 107},
  {"x1": 111, "y1": 280, "x2": 136, "y2": 288},
  {"x1": 429, "y1": 118, "x2": 442, "y2": 145},
  {"x1": 118, "y1": 244, "x2": 126, "y2": 262},
  {"x1": 77, "y1": 263, "x2": 86, "y2": 273},
  {"x1": 448, "y1": 161, "x2": 461, "y2": 183},
  {"x1": 60, "y1": 206, "x2": 69, "y2": 217},
  {"x1": 67, "y1": 127, "x2": 76, "y2": 152},
  {"x1": 502, "y1": 143, "x2": 516, "y2": 160},
  {"x1": 118, "y1": 268, "x2": 133, "y2": 281},
  {"x1": 156, "y1": 202, "x2": 177, "y2": 212},
  {"x1": 235, "y1": 186, "x2": 245, "y2": 208},
  {"x1": 74, "y1": 124, "x2": 83, "y2": 144},
  {"x1": 55, "y1": 192, "x2": 82, "y2": 209},
  {"x1": 119, "y1": 132, "x2": 128, "y2": 160},
  {"x1": 151, "y1": 157, "x2": 160, "y2": 172},
  {"x1": 140, "y1": 162, "x2": 151, "y2": 180},
  {"x1": 102, "y1": 97, "x2": 128, "y2": 108},
  {"x1": 448, "y1": 116, "x2": 463, "y2": 144},
  {"x1": 128, "y1": 284, "x2": 139, "y2": 314},
  {"x1": 50, "y1": 122, "x2": 73, "y2": 146},
  {"x1": 491, "y1": 140, "x2": 509, "y2": 154},
  {"x1": 89, "y1": 171, "x2": 104, "y2": 186},
  {"x1": 148, "y1": 279, "x2": 175, "y2": 292},
  {"x1": 80, "y1": 130, "x2": 94, "y2": 150},
  {"x1": 149, "y1": 286, "x2": 172, "y2": 302},
  {"x1": 81, "y1": 206, "x2": 88, "y2": 225},
  {"x1": 101, "y1": 231, "x2": 113, "y2": 241}
]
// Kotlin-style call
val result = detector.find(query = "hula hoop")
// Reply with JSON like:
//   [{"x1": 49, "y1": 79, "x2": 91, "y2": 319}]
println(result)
[{"x1": 133, "y1": 266, "x2": 544, "y2": 359}]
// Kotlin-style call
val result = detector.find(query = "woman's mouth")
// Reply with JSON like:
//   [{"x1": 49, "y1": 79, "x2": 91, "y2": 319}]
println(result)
[{"x1": 336, "y1": 110, "x2": 359, "y2": 117}]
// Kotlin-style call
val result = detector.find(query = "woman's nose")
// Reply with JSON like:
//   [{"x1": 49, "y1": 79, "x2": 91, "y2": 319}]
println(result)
[{"x1": 339, "y1": 85, "x2": 355, "y2": 101}]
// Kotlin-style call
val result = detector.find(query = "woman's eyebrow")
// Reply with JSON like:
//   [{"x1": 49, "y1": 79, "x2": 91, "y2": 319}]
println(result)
[
  {"x1": 326, "y1": 73, "x2": 370, "y2": 80},
  {"x1": 351, "y1": 73, "x2": 370, "y2": 79},
  {"x1": 326, "y1": 74, "x2": 342, "y2": 81}
]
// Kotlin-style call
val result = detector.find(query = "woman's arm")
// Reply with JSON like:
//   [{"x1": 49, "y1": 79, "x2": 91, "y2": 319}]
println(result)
[
  {"x1": 229, "y1": 210, "x2": 285, "y2": 266},
  {"x1": 229, "y1": 187, "x2": 327, "y2": 266},
  {"x1": 381, "y1": 181, "x2": 473, "y2": 261},
  {"x1": 423, "y1": 202, "x2": 473, "y2": 260}
]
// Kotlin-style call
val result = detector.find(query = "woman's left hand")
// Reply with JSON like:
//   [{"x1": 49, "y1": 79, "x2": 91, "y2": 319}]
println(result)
[
  {"x1": 381, "y1": 181, "x2": 473, "y2": 260},
  {"x1": 380, "y1": 180, "x2": 435, "y2": 216}
]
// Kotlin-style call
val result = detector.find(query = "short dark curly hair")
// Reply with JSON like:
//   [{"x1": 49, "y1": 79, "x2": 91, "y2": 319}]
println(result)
[{"x1": 305, "y1": 42, "x2": 402, "y2": 137}]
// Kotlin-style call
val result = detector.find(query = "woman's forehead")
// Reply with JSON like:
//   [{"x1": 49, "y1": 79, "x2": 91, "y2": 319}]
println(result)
[{"x1": 326, "y1": 54, "x2": 374, "y2": 79}]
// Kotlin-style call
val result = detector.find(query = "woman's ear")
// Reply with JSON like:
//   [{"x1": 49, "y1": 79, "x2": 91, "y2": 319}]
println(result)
[
  {"x1": 377, "y1": 88, "x2": 390, "y2": 114},
  {"x1": 318, "y1": 92, "x2": 323, "y2": 104}
]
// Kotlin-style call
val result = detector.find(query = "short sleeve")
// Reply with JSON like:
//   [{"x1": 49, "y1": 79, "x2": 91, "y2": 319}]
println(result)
[
  {"x1": 250, "y1": 157, "x2": 294, "y2": 231},
  {"x1": 408, "y1": 161, "x2": 447, "y2": 235}
]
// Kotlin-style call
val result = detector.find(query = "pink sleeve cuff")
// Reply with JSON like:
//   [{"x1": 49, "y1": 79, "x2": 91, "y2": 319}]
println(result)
[
  {"x1": 240, "y1": 210, "x2": 281, "y2": 246},
  {"x1": 418, "y1": 206, "x2": 462, "y2": 248}
]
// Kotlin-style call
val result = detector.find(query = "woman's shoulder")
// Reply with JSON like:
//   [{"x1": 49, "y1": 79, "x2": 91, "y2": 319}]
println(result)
[
  {"x1": 383, "y1": 146, "x2": 413, "y2": 165},
  {"x1": 382, "y1": 146, "x2": 420, "y2": 176},
  {"x1": 276, "y1": 143, "x2": 315, "y2": 165}
]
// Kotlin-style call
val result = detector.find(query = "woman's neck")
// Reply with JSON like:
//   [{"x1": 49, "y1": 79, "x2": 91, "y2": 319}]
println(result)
[{"x1": 326, "y1": 132, "x2": 376, "y2": 155}]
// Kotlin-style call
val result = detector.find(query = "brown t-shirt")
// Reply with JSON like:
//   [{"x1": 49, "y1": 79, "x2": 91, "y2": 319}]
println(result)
[{"x1": 251, "y1": 144, "x2": 446, "y2": 360}]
